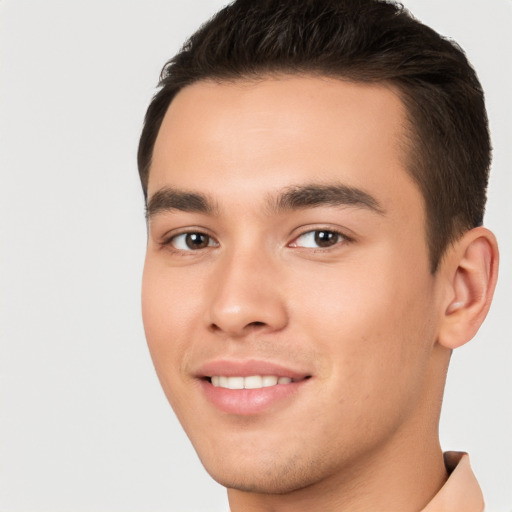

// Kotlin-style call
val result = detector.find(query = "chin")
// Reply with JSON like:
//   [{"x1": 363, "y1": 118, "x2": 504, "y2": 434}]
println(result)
[
  {"x1": 199, "y1": 451, "x2": 327, "y2": 495},
  {"x1": 209, "y1": 471, "x2": 309, "y2": 495}
]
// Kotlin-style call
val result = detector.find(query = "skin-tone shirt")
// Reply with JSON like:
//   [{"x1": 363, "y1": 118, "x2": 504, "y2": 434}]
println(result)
[{"x1": 421, "y1": 452, "x2": 484, "y2": 512}]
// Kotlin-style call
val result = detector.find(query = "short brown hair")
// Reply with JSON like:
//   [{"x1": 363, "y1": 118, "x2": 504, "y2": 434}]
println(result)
[{"x1": 138, "y1": 0, "x2": 491, "y2": 272}]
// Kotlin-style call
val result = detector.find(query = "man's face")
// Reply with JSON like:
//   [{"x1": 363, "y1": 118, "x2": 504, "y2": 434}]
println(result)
[{"x1": 142, "y1": 76, "x2": 445, "y2": 493}]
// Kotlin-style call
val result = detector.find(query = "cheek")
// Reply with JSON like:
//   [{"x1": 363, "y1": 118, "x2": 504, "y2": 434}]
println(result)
[
  {"x1": 289, "y1": 252, "x2": 436, "y2": 399},
  {"x1": 141, "y1": 261, "x2": 212, "y2": 431},
  {"x1": 141, "y1": 260, "x2": 199, "y2": 387}
]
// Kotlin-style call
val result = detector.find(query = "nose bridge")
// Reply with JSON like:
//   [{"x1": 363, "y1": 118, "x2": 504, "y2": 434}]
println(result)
[{"x1": 207, "y1": 241, "x2": 287, "y2": 336}]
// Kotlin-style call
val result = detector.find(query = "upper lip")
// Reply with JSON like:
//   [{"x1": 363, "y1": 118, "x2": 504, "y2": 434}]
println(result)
[{"x1": 195, "y1": 359, "x2": 311, "y2": 380}]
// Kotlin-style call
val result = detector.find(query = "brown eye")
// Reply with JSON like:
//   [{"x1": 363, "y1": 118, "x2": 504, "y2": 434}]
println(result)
[
  {"x1": 314, "y1": 230, "x2": 340, "y2": 247},
  {"x1": 185, "y1": 233, "x2": 210, "y2": 249},
  {"x1": 170, "y1": 232, "x2": 216, "y2": 251},
  {"x1": 291, "y1": 229, "x2": 345, "y2": 249}
]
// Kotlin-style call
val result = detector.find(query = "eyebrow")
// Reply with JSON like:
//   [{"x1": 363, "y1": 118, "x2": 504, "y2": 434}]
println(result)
[
  {"x1": 268, "y1": 183, "x2": 385, "y2": 215},
  {"x1": 146, "y1": 182, "x2": 384, "y2": 221},
  {"x1": 146, "y1": 187, "x2": 217, "y2": 220}
]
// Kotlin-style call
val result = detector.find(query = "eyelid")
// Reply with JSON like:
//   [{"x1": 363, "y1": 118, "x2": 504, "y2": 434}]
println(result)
[
  {"x1": 160, "y1": 227, "x2": 219, "y2": 252},
  {"x1": 288, "y1": 227, "x2": 353, "y2": 249},
  {"x1": 157, "y1": 225, "x2": 353, "y2": 252}
]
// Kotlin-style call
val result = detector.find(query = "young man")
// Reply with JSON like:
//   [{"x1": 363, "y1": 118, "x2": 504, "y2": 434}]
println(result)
[{"x1": 138, "y1": 1, "x2": 499, "y2": 510}]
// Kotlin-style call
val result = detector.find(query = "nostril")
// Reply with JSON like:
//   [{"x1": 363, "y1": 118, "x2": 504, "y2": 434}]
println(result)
[
  {"x1": 249, "y1": 321, "x2": 266, "y2": 327},
  {"x1": 208, "y1": 320, "x2": 268, "y2": 336}
]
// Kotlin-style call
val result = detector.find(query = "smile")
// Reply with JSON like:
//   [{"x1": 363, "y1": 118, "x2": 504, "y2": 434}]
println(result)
[
  {"x1": 210, "y1": 375, "x2": 293, "y2": 389},
  {"x1": 196, "y1": 360, "x2": 312, "y2": 414}
]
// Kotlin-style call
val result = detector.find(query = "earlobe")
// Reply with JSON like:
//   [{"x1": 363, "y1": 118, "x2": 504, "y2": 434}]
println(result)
[{"x1": 438, "y1": 227, "x2": 499, "y2": 350}]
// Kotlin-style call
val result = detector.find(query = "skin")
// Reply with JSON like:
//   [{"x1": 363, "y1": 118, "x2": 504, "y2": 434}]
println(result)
[{"x1": 142, "y1": 76, "x2": 498, "y2": 511}]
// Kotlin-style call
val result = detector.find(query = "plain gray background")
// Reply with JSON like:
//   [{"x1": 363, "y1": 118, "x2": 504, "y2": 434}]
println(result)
[{"x1": 0, "y1": 1, "x2": 510, "y2": 511}]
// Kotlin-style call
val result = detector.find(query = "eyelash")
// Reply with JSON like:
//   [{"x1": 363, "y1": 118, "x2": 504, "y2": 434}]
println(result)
[
  {"x1": 161, "y1": 228, "x2": 352, "y2": 253},
  {"x1": 289, "y1": 228, "x2": 352, "y2": 249},
  {"x1": 161, "y1": 231, "x2": 218, "y2": 253}
]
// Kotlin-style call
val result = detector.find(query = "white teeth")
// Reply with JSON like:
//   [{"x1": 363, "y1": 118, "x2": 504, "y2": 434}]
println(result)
[
  {"x1": 262, "y1": 376, "x2": 278, "y2": 387},
  {"x1": 244, "y1": 375, "x2": 263, "y2": 389},
  {"x1": 227, "y1": 376, "x2": 244, "y2": 390},
  {"x1": 210, "y1": 375, "x2": 293, "y2": 389}
]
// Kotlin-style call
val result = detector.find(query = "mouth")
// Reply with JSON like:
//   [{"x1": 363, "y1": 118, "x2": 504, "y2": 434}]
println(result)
[{"x1": 197, "y1": 361, "x2": 312, "y2": 415}]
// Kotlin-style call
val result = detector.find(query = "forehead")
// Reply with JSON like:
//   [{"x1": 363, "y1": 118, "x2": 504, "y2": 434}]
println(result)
[{"x1": 149, "y1": 75, "x2": 419, "y2": 216}]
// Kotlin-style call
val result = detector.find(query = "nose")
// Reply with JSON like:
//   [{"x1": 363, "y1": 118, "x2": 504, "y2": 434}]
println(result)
[{"x1": 206, "y1": 249, "x2": 288, "y2": 338}]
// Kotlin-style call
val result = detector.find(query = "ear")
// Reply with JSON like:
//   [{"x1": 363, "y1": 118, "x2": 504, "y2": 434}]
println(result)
[{"x1": 437, "y1": 227, "x2": 499, "y2": 349}]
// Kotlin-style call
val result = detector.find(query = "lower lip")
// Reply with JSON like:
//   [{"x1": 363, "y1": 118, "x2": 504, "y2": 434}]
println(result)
[{"x1": 200, "y1": 379, "x2": 308, "y2": 415}]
